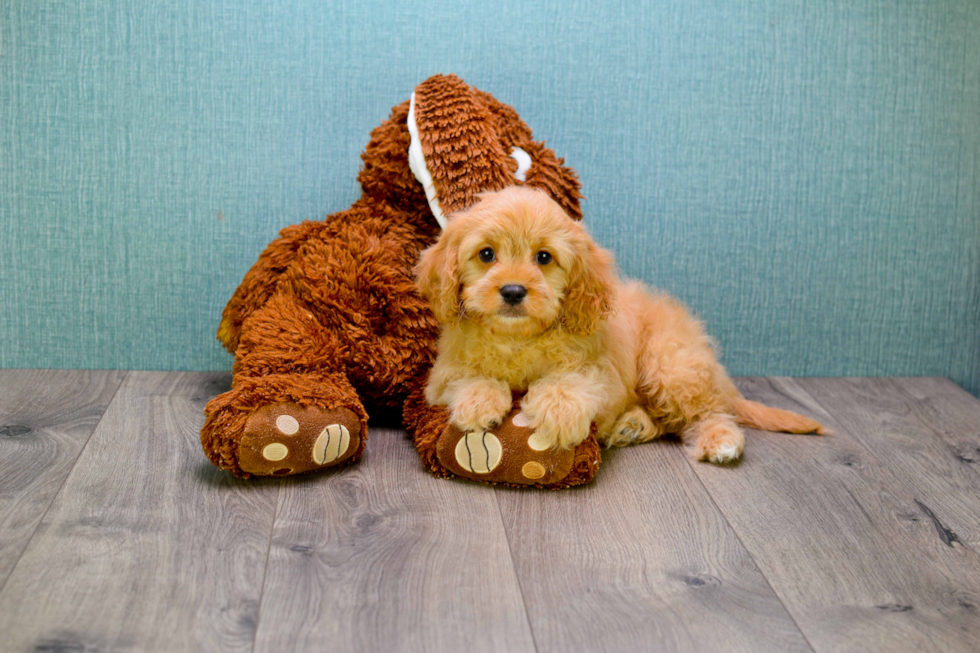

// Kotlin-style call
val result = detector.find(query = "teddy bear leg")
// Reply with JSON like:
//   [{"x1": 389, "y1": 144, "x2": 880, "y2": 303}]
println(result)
[
  {"x1": 402, "y1": 379, "x2": 601, "y2": 489},
  {"x1": 202, "y1": 292, "x2": 370, "y2": 478},
  {"x1": 202, "y1": 370, "x2": 367, "y2": 478}
]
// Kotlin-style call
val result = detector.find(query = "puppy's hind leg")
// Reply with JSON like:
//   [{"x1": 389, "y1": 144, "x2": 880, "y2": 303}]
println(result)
[
  {"x1": 607, "y1": 406, "x2": 663, "y2": 447},
  {"x1": 682, "y1": 413, "x2": 745, "y2": 464},
  {"x1": 632, "y1": 291, "x2": 745, "y2": 463}
]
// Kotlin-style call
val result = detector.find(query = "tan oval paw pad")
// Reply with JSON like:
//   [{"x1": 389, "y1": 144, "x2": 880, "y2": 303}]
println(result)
[
  {"x1": 312, "y1": 424, "x2": 351, "y2": 465},
  {"x1": 275, "y1": 415, "x2": 300, "y2": 435},
  {"x1": 511, "y1": 411, "x2": 531, "y2": 428},
  {"x1": 262, "y1": 443, "x2": 289, "y2": 461},
  {"x1": 454, "y1": 431, "x2": 502, "y2": 473},
  {"x1": 526, "y1": 432, "x2": 551, "y2": 451},
  {"x1": 521, "y1": 461, "x2": 545, "y2": 480}
]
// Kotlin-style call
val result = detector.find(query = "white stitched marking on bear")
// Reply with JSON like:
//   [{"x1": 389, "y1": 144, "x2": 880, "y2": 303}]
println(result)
[
  {"x1": 263, "y1": 443, "x2": 289, "y2": 461},
  {"x1": 455, "y1": 431, "x2": 503, "y2": 474},
  {"x1": 511, "y1": 147, "x2": 532, "y2": 182},
  {"x1": 407, "y1": 93, "x2": 447, "y2": 229},
  {"x1": 275, "y1": 415, "x2": 300, "y2": 435},
  {"x1": 313, "y1": 424, "x2": 351, "y2": 465}
]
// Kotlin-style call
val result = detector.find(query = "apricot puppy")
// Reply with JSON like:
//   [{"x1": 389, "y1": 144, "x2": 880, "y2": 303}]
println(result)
[{"x1": 415, "y1": 187, "x2": 825, "y2": 463}]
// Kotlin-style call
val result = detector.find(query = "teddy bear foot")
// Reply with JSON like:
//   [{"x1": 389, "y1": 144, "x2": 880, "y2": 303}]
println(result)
[
  {"x1": 435, "y1": 408, "x2": 601, "y2": 487},
  {"x1": 238, "y1": 402, "x2": 362, "y2": 476},
  {"x1": 404, "y1": 384, "x2": 601, "y2": 489}
]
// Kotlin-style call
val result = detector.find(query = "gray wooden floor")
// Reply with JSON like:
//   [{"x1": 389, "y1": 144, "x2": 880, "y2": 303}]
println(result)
[{"x1": 1, "y1": 372, "x2": 979, "y2": 653}]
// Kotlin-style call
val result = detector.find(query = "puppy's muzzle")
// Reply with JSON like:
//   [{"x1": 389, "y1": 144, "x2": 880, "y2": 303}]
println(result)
[{"x1": 500, "y1": 284, "x2": 528, "y2": 306}]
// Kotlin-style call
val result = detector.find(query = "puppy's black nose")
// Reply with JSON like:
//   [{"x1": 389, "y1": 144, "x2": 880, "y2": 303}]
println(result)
[{"x1": 500, "y1": 284, "x2": 527, "y2": 305}]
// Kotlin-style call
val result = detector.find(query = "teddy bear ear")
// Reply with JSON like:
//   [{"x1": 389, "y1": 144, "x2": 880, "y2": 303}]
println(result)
[
  {"x1": 469, "y1": 86, "x2": 585, "y2": 222},
  {"x1": 409, "y1": 75, "x2": 584, "y2": 226},
  {"x1": 408, "y1": 75, "x2": 520, "y2": 226}
]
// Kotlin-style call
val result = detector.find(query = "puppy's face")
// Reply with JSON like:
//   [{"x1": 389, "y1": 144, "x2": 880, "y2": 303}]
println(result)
[
  {"x1": 416, "y1": 187, "x2": 614, "y2": 337},
  {"x1": 455, "y1": 204, "x2": 567, "y2": 337}
]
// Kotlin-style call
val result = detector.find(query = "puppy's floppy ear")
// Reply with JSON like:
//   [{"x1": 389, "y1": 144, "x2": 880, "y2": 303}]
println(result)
[
  {"x1": 414, "y1": 221, "x2": 464, "y2": 324},
  {"x1": 562, "y1": 226, "x2": 616, "y2": 336}
]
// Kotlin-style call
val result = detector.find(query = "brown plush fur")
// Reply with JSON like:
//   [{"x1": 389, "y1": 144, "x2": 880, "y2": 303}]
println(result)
[
  {"x1": 201, "y1": 75, "x2": 593, "y2": 480},
  {"x1": 416, "y1": 187, "x2": 827, "y2": 464}
]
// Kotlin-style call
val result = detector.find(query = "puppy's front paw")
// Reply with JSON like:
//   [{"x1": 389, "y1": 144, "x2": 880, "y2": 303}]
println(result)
[
  {"x1": 448, "y1": 377, "x2": 513, "y2": 433},
  {"x1": 521, "y1": 394, "x2": 592, "y2": 451}
]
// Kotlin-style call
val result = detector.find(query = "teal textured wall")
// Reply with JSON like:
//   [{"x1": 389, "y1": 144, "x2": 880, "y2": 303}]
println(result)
[{"x1": 2, "y1": 0, "x2": 978, "y2": 395}]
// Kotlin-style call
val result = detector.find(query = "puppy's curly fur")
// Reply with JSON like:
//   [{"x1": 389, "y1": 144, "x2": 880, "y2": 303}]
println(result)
[{"x1": 416, "y1": 187, "x2": 826, "y2": 463}]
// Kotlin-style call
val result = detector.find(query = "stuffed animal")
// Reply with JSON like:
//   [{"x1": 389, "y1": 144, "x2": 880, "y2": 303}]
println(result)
[{"x1": 202, "y1": 74, "x2": 602, "y2": 488}]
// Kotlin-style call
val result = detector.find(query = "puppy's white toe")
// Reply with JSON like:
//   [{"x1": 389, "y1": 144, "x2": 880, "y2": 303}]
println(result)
[
  {"x1": 689, "y1": 416, "x2": 745, "y2": 465},
  {"x1": 707, "y1": 442, "x2": 740, "y2": 464}
]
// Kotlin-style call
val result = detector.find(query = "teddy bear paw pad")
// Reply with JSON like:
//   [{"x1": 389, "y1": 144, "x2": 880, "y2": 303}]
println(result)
[
  {"x1": 436, "y1": 409, "x2": 577, "y2": 486},
  {"x1": 239, "y1": 402, "x2": 360, "y2": 476},
  {"x1": 454, "y1": 431, "x2": 503, "y2": 473}
]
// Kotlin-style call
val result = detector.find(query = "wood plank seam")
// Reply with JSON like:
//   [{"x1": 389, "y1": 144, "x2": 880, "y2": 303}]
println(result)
[
  {"x1": 494, "y1": 437, "x2": 815, "y2": 652},
  {"x1": 250, "y1": 479, "x2": 284, "y2": 653},
  {"x1": 681, "y1": 453, "x2": 819, "y2": 653},
  {"x1": 492, "y1": 491, "x2": 542, "y2": 653},
  {"x1": 0, "y1": 370, "x2": 130, "y2": 597},
  {"x1": 0, "y1": 371, "x2": 284, "y2": 652},
  {"x1": 686, "y1": 377, "x2": 980, "y2": 651},
  {"x1": 892, "y1": 378, "x2": 980, "y2": 493},
  {"x1": 250, "y1": 427, "x2": 538, "y2": 653},
  {"x1": 798, "y1": 379, "x2": 980, "y2": 560}
]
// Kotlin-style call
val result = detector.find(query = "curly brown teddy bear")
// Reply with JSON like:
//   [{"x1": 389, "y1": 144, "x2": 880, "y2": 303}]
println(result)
[{"x1": 201, "y1": 74, "x2": 601, "y2": 488}]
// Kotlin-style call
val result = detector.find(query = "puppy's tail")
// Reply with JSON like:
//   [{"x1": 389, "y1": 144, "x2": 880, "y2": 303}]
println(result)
[{"x1": 733, "y1": 398, "x2": 830, "y2": 435}]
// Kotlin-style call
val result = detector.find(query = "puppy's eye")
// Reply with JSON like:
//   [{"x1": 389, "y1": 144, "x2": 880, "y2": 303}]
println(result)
[
  {"x1": 478, "y1": 247, "x2": 496, "y2": 263},
  {"x1": 535, "y1": 251, "x2": 553, "y2": 265}
]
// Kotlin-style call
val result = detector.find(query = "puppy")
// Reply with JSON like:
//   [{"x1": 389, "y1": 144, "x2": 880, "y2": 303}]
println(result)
[{"x1": 415, "y1": 186, "x2": 826, "y2": 463}]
